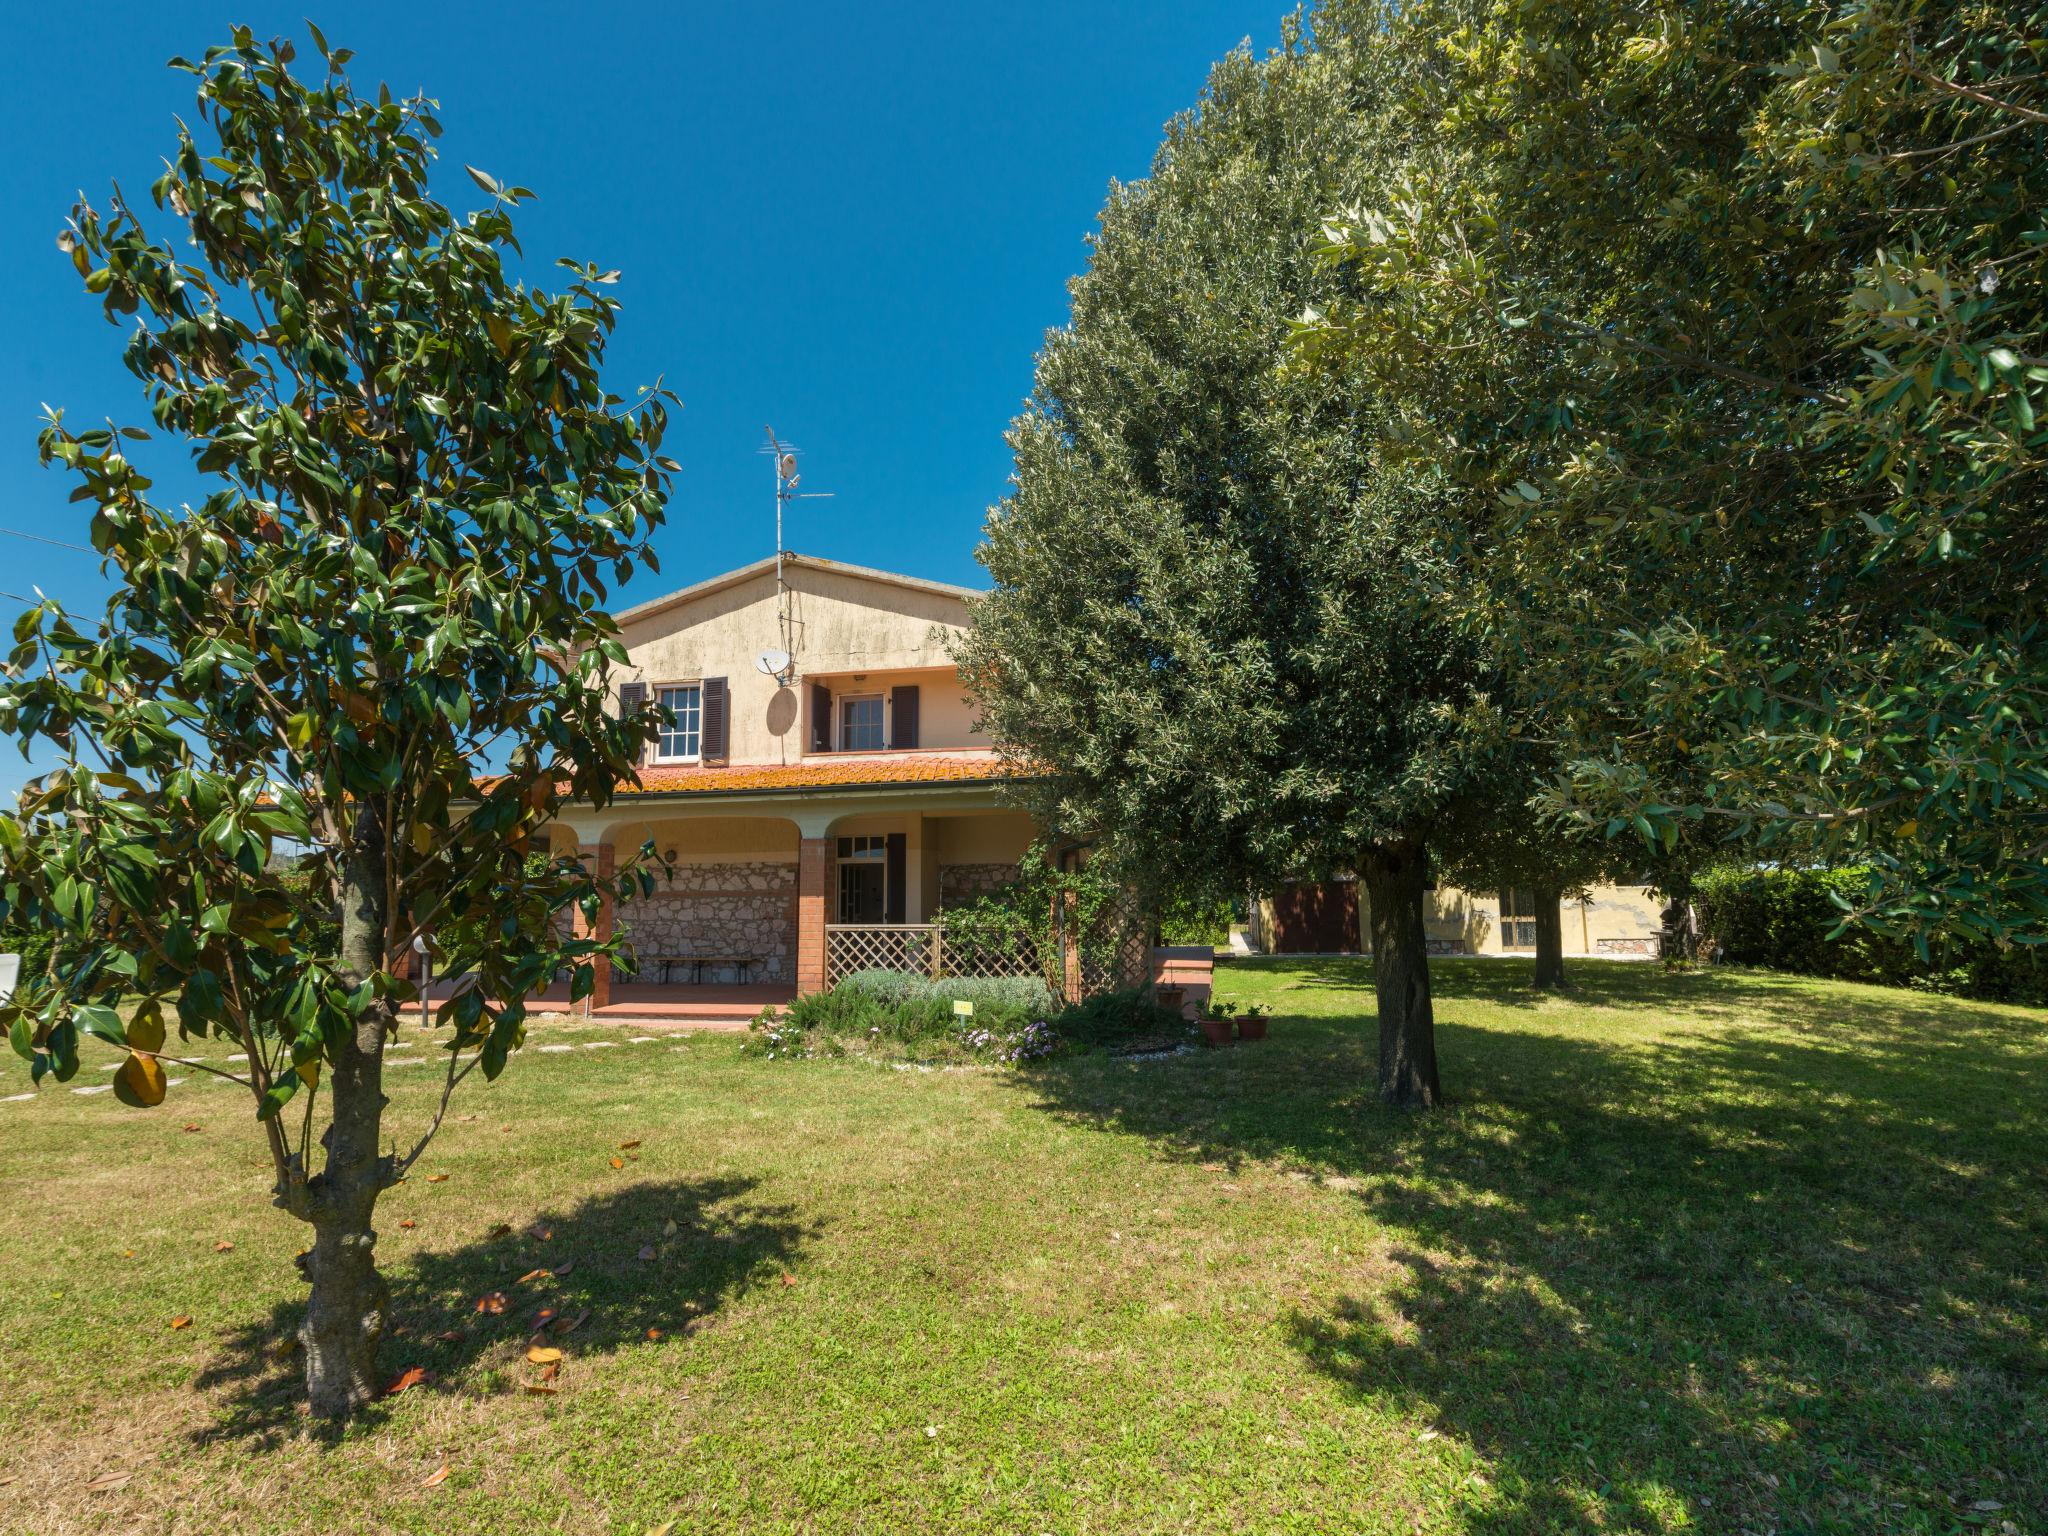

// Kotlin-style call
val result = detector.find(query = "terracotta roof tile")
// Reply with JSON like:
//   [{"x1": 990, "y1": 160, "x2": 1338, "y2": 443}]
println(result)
[{"x1": 623, "y1": 752, "x2": 1013, "y2": 798}]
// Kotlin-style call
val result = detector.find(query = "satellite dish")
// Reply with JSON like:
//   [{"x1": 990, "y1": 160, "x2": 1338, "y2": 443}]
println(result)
[
  {"x1": 777, "y1": 453, "x2": 798, "y2": 479},
  {"x1": 756, "y1": 648, "x2": 793, "y2": 679}
]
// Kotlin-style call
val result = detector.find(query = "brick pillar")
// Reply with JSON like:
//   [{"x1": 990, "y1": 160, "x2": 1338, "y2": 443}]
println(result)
[
  {"x1": 575, "y1": 843, "x2": 615, "y2": 1014},
  {"x1": 796, "y1": 836, "x2": 831, "y2": 994}
]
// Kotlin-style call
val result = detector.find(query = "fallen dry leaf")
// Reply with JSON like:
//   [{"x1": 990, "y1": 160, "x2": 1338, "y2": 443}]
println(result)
[
  {"x1": 780, "y1": 1273, "x2": 796, "y2": 1287},
  {"x1": 645, "y1": 1327, "x2": 663, "y2": 1341},
  {"x1": 550, "y1": 1260, "x2": 575, "y2": 1278},
  {"x1": 532, "y1": 1308, "x2": 558, "y2": 1329},
  {"x1": 399, "y1": 1219, "x2": 417, "y2": 1230},
  {"x1": 647, "y1": 1522, "x2": 675, "y2": 1536},
  {"x1": 662, "y1": 1218, "x2": 678, "y2": 1237},
  {"x1": 516, "y1": 1268, "x2": 551, "y2": 1285},
  {"x1": 123, "y1": 1249, "x2": 136, "y2": 1259},
  {"x1": 214, "y1": 1242, "x2": 234, "y2": 1253},
  {"x1": 525, "y1": 1344, "x2": 563, "y2": 1365},
  {"x1": 551, "y1": 1309, "x2": 588, "y2": 1336},
  {"x1": 637, "y1": 1244, "x2": 656, "y2": 1262},
  {"x1": 523, "y1": 1381, "x2": 559, "y2": 1395},
  {"x1": 420, "y1": 1464, "x2": 450, "y2": 1489},
  {"x1": 609, "y1": 1157, "x2": 624, "y2": 1170},
  {"x1": 424, "y1": 1174, "x2": 449, "y2": 1184},
  {"x1": 474, "y1": 1291, "x2": 508, "y2": 1316},
  {"x1": 435, "y1": 1329, "x2": 466, "y2": 1344},
  {"x1": 487, "y1": 1223, "x2": 513, "y2": 1239},
  {"x1": 385, "y1": 1366, "x2": 432, "y2": 1396},
  {"x1": 618, "y1": 1139, "x2": 641, "y2": 1150},
  {"x1": 539, "y1": 1358, "x2": 560, "y2": 1382},
  {"x1": 169, "y1": 1316, "x2": 192, "y2": 1330},
  {"x1": 181, "y1": 1123, "x2": 201, "y2": 1133},
  {"x1": 527, "y1": 1224, "x2": 552, "y2": 1242},
  {"x1": 85, "y1": 1470, "x2": 133, "y2": 1492}
]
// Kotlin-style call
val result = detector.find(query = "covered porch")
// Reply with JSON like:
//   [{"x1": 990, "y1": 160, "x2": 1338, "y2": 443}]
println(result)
[{"x1": 540, "y1": 783, "x2": 1039, "y2": 1016}]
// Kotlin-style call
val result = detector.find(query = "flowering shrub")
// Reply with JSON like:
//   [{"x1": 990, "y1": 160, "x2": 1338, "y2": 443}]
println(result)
[
  {"x1": 745, "y1": 1006, "x2": 817, "y2": 1060},
  {"x1": 957, "y1": 1019, "x2": 1061, "y2": 1064}
]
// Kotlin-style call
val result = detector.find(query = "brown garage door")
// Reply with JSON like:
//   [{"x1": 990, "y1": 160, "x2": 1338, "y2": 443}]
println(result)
[{"x1": 1269, "y1": 880, "x2": 1360, "y2": 953}]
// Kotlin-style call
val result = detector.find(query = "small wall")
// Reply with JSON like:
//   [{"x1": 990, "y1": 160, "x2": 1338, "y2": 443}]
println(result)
[{"x1": 615, "y1": 860, "x2": 797, "y2": 984}]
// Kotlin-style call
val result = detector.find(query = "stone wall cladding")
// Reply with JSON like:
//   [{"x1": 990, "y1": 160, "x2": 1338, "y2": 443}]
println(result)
[
  {"x1": 938, "y1": 863, "x2": 1017, "y2": 908},
  {"x1": 616, "y1": 861, "x2": 796, "y2": 984},
  {"x1": 1595, "y1": 935, "x2": 1660, "y2": 957}
]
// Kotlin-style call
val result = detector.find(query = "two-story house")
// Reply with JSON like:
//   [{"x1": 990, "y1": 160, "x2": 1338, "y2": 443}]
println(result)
[{"x1": 539, "y1": 552, "x2": 1035, "y2": 1016}]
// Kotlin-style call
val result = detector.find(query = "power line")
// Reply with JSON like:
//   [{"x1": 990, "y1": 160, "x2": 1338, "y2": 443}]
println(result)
[{"x1": 0, "y1": 526, "x2": 92, "y2": 554}]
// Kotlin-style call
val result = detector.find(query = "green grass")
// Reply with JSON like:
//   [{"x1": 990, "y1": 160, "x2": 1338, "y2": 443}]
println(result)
[{"x1": 0, "y1": 960, "x2": 2041, "y2": 1534}]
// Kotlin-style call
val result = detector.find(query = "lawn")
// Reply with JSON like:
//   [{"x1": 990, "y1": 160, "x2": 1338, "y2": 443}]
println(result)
[{"x1": 0, "y1": 959, "x2": 2040, "y2": 1535}]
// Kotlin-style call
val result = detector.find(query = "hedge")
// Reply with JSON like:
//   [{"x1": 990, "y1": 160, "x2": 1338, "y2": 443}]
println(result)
[{"x1": 1694, "y1": 866, "x2": 2048, "y2": 1006}]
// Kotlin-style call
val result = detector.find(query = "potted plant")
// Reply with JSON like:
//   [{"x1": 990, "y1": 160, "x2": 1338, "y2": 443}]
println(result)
[
  {"x1": 1235, "y1": 1003, "x2": 1271, "y2": 1042},
  {"x1": 1199, "y1": 1000, "x2": 1238, "y2": 1048}
]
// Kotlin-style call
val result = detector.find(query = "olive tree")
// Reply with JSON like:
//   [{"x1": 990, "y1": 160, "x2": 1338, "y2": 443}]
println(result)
[
  {"x1": 957, "y1": 22, "x2": 1508, "y2": 1107},
  {"x1": 1, "y1": 28, "x2": 673, "y2": 1417}
]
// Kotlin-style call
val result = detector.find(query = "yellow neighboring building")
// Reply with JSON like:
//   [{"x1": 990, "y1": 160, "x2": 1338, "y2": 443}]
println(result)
[{"x1": 1252, "y1": 878, "x2": 1665, "y2": 958}]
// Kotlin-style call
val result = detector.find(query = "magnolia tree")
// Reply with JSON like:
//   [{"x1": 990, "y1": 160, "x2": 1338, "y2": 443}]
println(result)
[
  {"x1": 0, "y1": 29, "x2": 674, "y2": 1417},
  {"x1": 1296, "y1": 0, "x2": 2048, "y2": 952}
]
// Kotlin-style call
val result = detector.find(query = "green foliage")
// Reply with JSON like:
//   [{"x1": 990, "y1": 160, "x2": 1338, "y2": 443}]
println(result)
[
  {"x1": 838, "y1": 968, "x2": 1057, "y2": 1019},
  {"x1": 1157, "y1": 889, "x2": 1237, "y2": 947},
  {"x1": 0, "y1": 17, "x2": 673, "y2": 1378},
  {"x1": 1695, "y1": 867, "x2": 2048, "y2": 1006},
  {"x1": 1295, "y1": 0, "x2": 2048, "y2": 947},
  {"x1": 1044, "y1": 986, "x2": 1191, "y2": 1051},
  {"x1": 749, "y1": 975, "x2": 1059, "y2": 1064},
  {"x1": 956, "y1": 24, "x2": 1510, "y2": 896}
]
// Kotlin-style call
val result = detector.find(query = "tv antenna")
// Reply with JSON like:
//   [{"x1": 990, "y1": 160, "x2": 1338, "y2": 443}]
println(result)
[{"x1": 759, "y1": 427, "x2": 834, "y2": 682}]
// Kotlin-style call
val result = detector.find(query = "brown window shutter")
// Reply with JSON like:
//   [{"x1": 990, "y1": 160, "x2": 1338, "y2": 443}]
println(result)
[
  {"x1": 618, "y1": 681, "x2": 648, "y2": 765},
  {"x1": 885, "y1": 833, "x2": 907, "y2": 924},
  {"x1": 701, "y1": 677, "x2": 729, "y2": 764},
  {"x1": 810, "y1": 683, "x2": 832, "y2": 753},
  {"x1": 889, "y1": 684, "x2": 920, "y2": 750}
]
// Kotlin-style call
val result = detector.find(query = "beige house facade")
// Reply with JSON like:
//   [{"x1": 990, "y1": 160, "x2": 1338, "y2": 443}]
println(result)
[{"x1": 543, "y1": 553, "x2": 1035, "y2": 1011}]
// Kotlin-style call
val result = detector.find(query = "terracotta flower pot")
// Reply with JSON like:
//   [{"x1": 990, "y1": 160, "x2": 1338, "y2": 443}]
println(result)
[
  {"x1": 1199, "y1": 1017, "x2": 1234, "y2": 1048},
  {"x1": 1236, "y1": 1015, "x2": 1268, "y2": 1042}
]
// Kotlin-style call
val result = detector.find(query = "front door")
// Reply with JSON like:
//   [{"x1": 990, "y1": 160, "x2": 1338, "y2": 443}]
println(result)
[{"x1": 837, "y1": 860, "x2": 886, "y2": 923}]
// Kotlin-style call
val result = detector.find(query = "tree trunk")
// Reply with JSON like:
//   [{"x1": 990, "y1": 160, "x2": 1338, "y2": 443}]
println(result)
[
  {"x1": 1532, "y1": 883, "x2": 1566, "y2": 990},
  {"x1": 302, "y1": 810, "x2": 393, "y2": 1418},
  {"x1": 1361, "y1": 840, "x2": 1441, "y2": 1108}
]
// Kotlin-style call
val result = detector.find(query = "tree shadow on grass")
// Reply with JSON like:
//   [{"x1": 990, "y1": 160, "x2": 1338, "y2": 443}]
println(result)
[
  {"x1": 1230, "y1": 951, "x2": 2043, "y2": 1038},
  {"x1": 1016, "y1": 964, "x2": 2048, "y2": 1533},
  {"x1": 191, "y1": 1174, "x2": 815, "y2": 1449}
]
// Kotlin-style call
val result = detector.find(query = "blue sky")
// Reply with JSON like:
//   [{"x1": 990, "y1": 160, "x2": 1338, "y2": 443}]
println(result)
[{"x1": 0, "y1": 1, "x2": 1285, "y2": 793}]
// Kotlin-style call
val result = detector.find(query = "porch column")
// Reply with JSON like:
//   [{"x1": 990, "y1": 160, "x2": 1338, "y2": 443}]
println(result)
[
  {"x1": 796, "y1": 835, "x2": 831, "y2": 994},
  {"x1": 1059, "y1": 888, "x2": 1082, "y2": 1004},
  {"x1": 575, "y1": 842, "x2": 615, "y2": 1014}
]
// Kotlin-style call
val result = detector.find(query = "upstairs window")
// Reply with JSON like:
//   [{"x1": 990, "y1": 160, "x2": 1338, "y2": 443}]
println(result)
[
  {"x1": 840, "y1": 694, "x2": 884, "y2": 752},
  {"x1": 658, "y1": 684, "x2": 702, "y2": 762}
]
